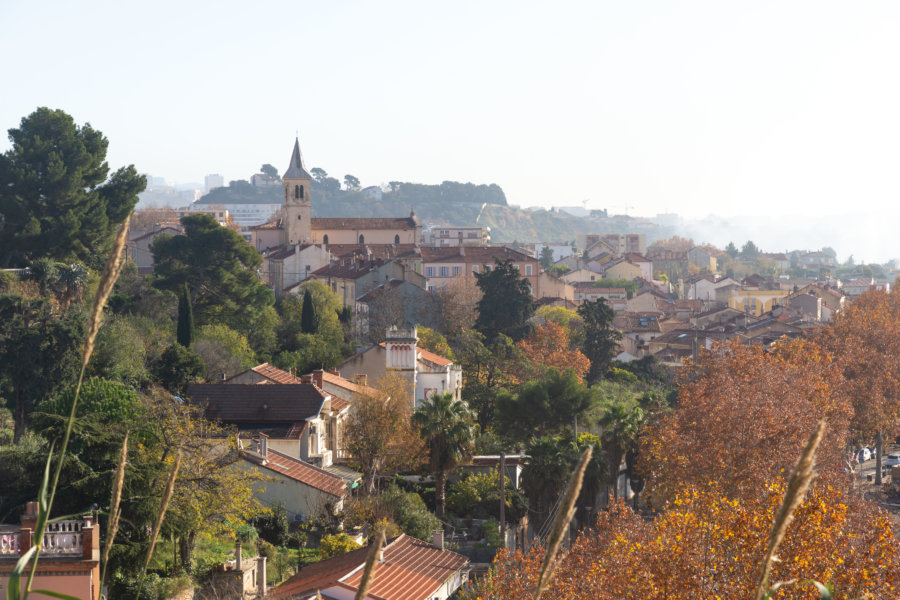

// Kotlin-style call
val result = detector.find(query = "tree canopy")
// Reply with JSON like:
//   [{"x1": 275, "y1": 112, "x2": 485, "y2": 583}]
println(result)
[
  {"x1": 0, "y1": 107, "x2": 145, "y2": 267},
  {"x1": 151, "y1": 214, "x2": 274, "y2": 334},
  {"x1": 475, "y1": 258, "x2": 534, "y2": 342}
]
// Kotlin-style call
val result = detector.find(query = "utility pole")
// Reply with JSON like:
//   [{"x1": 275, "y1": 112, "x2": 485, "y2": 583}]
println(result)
[{"x1": 499, "y1": 452, "x2": 506, "y2": 549}]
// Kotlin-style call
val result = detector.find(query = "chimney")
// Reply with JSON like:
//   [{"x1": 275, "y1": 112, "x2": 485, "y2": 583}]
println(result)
[
  {"x1": 354, "y1": 374, "x2": 368, "y2": 386},
  {"x1": 312, "y1": 369, "x2": 324, "y2": 388},
  {"x1": 329, "y1": 368, "x2": 340, "y2": 376},
  {"x1": 258, "y1": 433, "x2": 268, "y2": 460},
  {"x1": 257, "y1": 555, "x2": 267, "y2": 596},
  {"x1": 300, "y1": 374, "x2": 313, "y2": 384},
  {"x1": 81, "y1": 514, "x2": 98, "y2": 560},
  {"x1": 235, "y1": 540, "x2": 243, "y2": 570},
  {"x1": 432, "y1": 529, "x2": 444, "y2": 550}
]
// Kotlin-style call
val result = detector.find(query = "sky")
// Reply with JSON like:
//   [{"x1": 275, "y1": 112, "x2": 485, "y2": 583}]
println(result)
[{"x1": 2, "y1": 1, "x2": 900, "y2": 261}]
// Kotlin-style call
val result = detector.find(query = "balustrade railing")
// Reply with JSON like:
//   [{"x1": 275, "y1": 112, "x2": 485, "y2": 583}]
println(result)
[
  {"x1": 0, "y1": 519, "x2": 86, "y2": 558},
  {"x1": 0, "y1": 533, "x2": 19, "y2": 556}
]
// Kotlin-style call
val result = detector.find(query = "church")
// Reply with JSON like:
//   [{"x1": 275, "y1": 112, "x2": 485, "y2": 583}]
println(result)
[{"x1": 254, "y1": 139, "x2": 424, "y2": 297}]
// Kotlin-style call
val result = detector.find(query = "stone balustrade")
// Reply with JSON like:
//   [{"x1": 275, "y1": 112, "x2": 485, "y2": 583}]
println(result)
[
  {"x1": 0, "y1": 519, "x2": 87, "y2": 558},
  {"x1": 0, "y1": 533, "x2": 19, "y2": 556}
]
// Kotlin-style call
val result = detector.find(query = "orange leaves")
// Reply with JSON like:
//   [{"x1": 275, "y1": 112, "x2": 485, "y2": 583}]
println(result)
[
  {"x1": 641, "y1": 339, "x2": 851, "y2": 505},
  {"x1": 517, "y1": 321, "x2": 591, "y2": 381},
  {"x1": 467, "y1": 485, "x2": 900, "y2": 600}
]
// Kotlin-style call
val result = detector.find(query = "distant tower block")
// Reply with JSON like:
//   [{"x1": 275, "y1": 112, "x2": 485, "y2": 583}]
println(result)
[{"x1": 283, "y1": 138, "x2": 312, "y2": 246}]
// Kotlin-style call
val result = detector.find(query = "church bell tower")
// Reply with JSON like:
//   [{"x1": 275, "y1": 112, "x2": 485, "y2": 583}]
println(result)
[{"x1": 283, "y1": 138, "x2": 312, "y2": 246}]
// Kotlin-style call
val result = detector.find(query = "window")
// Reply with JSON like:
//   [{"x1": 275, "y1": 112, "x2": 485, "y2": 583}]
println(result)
[
  {"x1": 394, "y1": 234, "x2": 400, "y2": 244},
  {"x1": 452, "y1": 266, "x2": 462, "y2": 276},
  {"x1": 439, "y1": 266, "x2": 450, "y2": 277},
  {"x1": 472, "y1": 265, "x2": 479, "y2": 273},
  {"x1": 425, "y1": 266, "x2": 436, "y2": 277},
  {"x1": 484, "y1": 265, "x2": 491, "y2": 272},
  {"x1": 358, "y1": 234, "x2": 365, "y2": 244},
  {"x1": 294, "y1": 185, "x2": 302, "y2": 199},
  {"x1": 323, "y1": 234, "x2": 328, "y2": 244},
  {"x1": 525, "y1": 264, "x2": 533, "y2": 276}
]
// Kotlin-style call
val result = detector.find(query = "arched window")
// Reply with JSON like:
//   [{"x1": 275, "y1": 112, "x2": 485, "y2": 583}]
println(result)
[
  {"x1": 323, "y1": 234, "x2": 329, "y2": 245},
  {"x1": 299, "y1": 185, "x2": 304, "y2": 199},
  {"x1": 394, "y1": 234, "x2": 400, "y2": 244},
  {"x1": 294, "y1": 185, "x2": 300, "y2": 199},
  {"x1": 359, "y1": 234, "x2": 365, "y2": 244}
]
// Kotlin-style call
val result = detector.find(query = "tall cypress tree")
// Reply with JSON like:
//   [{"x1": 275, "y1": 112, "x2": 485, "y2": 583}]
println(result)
[
  {"x1": 300, "y1": 289, "x2": 317, "y2": 334},
  {"x1": 177, "y1": 284, "x2": 195, "y2": 347}
]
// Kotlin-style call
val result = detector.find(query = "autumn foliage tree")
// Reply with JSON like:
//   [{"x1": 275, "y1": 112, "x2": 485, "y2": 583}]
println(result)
[
  {"x1": 818, "y1": 287, "x2": 900, "y2": 483},
  {"x1": 467, "y1": 483, "x2": 900, "y2": 599},
  {"x1": 641, "y1": 339, "x2": 852, "y2": 504},
  {"x1": 516, "y1": 321, "x2": 590, "y2": 381}
]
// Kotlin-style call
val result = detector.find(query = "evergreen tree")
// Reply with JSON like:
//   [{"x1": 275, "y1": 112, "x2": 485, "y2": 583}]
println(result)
[
  {"x1": 475, "y1": 259, "x2": 535, "y2": 342},
  {"x1": 725, "y1": 242, "x2": 739, "y2": 259},
  {"x1": 577, "y1": 298, "x2": 621, "y2": 385},
  {"x1": 300, "y1": 289, "x2": 316, "y2": 334},
  {"x1": 177, "y1": 284, "x2": 195, "y2": 347},
  {"x1": 0, "y1": 108, "x2": 145, "y2": 267},
  {"x1": 539, "y1": 246, "x2": 555, "y2": 270}
]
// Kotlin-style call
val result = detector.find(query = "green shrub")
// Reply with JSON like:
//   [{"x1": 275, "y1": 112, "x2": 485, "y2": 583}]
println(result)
[{"x1": 318, "y1": 533, "x2": 361, "y2": 560}]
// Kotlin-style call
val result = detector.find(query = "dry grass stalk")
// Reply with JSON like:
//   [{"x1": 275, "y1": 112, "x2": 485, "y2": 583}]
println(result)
[
  {"x1": 100, "y1": 431, "x2": 129, "y2": 588},
  {"x1": 752, "y1": 420, "x2": 826, "y2": 600},
  {"x1": 136, "y1": 450, "x2": 182, "y2": 600},
  {"x1": 21, "y1": 216, "x2": 133, "y2": 597},
  {"x1": 354, "y1": 528, "x2": 386, "y2": 600},
  {"x1": 82, "y1": 213, "x2": 131, "y2": 368},
  {"x1": 533, "y1": 445, "x2": 593, "y2": 599}
]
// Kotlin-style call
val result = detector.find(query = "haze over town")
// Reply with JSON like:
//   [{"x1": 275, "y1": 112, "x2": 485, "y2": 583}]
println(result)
[{"x1": 2, "y1": 1, "x2": 899, "y2": 261}]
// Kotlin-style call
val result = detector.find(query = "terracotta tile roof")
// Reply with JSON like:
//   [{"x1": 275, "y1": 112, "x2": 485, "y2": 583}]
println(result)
[
  {"x1": 330, "y1": 396, "x2": 351, "y2": 411},
  {"x1": 326, "y1": 243, "x2": 420, "y2": 260},
  {"x1": 311, "y1": 259, "x2": 390, "y2": 280},
  {"x1": 252, "y1": 219, "x2": 283, "y2": 230},
  {"x1": 269, "y1": 546, "x2": 372, "y2": 598},
  {"x1": 320, "y1": 371, "x2": 379, "y2": 398},
  {"x1": 130, "y1": 226, "x2": 181, "y2": 242},
  {"x1": 253, "y1": 449, "x2": 347, "y2": 498},
  {"x1": 312, "y1": 217, "x2": 419, "y2": 230},
  {"x1": 187, "y1": 384, "x2": 326, "y2": 424},
  {"x1": 247, "y1": 363, "x2": 303, "y2": 384},
  {"x1": 271, "y1": 535, "x2": 468, "y2": 600},
  {"x1": 342, "y1": 535, "x2": 469, "y2": 600},
  {"x1": 418, "y1": 246, "x2": 537, "y2": 264}
]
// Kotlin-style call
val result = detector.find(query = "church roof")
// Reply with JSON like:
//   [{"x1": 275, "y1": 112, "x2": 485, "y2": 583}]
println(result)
[
  {"x1": 311, "y1": 217, "x2": 419, "y2": 230},
  {"x1": 283, "y1": 138, "x2": 312, "y2": 180}
]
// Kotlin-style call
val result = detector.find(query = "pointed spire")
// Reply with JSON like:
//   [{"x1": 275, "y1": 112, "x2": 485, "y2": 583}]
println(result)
[{"x1": 283, "y1": 137, "x2": 311, "y2": 179}]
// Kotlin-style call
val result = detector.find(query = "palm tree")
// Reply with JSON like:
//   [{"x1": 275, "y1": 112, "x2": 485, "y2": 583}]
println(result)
[
  {"x1": 412, "y1": 392, "x2": 476, "y2": 517},
  {"x1": 597, "y1": 398, "x2": 645, "y2": 500}
]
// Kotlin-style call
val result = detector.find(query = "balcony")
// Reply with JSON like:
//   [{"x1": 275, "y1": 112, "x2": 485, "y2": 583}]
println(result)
[{"x1": 0, "y1": 503, "x2": 97, "y2": 562}]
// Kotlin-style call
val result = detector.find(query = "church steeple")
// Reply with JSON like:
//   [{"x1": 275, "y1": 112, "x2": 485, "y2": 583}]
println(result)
[
  {"x1": 283, "y1": 137, "x2": 311, "y2": 180},
  {"x1": 283, "y1": 137, "x2": 312, "y2": 246}
]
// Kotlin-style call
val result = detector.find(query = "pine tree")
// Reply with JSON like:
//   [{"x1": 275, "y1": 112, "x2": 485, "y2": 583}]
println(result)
[
  {"x1": 300, "y1": 289, "x2": 317, "y2": 334},
  {"x1": 177, "y1": 284, "x2": 195, "y2": 347}
]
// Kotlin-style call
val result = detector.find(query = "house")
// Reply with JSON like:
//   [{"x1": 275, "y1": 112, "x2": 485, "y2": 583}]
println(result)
[
  {"x1": 583, "y1": 238, "x2": 619, "y2": 260},
  {"x1": 418, "y1": 246, "x2": 539, "y2": 295},
  {"x1": 428, "y1": 226, "x2": 491, "y2": 247},
  {"x1": 786, "y1": 284, "x2": 845, "y2": 321},
  {"x1": 261, "y1": 243, "x2": 332, "y2": 298},
  {"x1": 355, "y1": 279, "x2": 438, "y2": 341},
  {"x1": 561, "y1": 268, "x2": 602, "y2": 284},
  {"x1": 600, "y1": 233, "x2": 646, "y2": 255},
  {"x1": 727, "y1": 289, "x2": 789, "y2": 316},
  {"x1": 682, "y1": 274, "x2": 718, "y2": 303},
  {"x1": 761, "y1": 252, "x2": 791, "y2": 271},
  {"x1": 602, "y1": 258, "x2": 643, "y2": 281},
  {"x1": 573, "y1": 283, "x2": 627, "y2": 304},
  {"x1": 225, "y1": 362, "x2": 304, "y2": 385},
  {"x1": 339, "y1": 326, "x2": 462, "y2": 407},
  {"x1": 690, "y1": 306, "x2": 744, "y2": 329},
  {"x1": 238, "y1": 436, "x2": 350, "y2": 520},
  {"x1": 843, "y1": 277, "x2": 887, "y2": 298},
  {"x1": 624, "y1": 253, "x2": 653, "y2": 280},
  {"x1": 687, "y1": 247, "x2": 717, "y2": 273},
  {"x1": 0, "y1": 502, "x2": 100, "y2": 600},
  {"x1": 614, "y1": 313, "x2": 664, "y2": 358},
  {"x1": 269, "y1": 534, "x2": 469, "y2": 600},
  {"x1": 536, "y1": 271, "x2": 575, "y2": 302},
  {"x1": 308, "y1": 257, "x2": 426, "y2": 308},
  {"x1": 311, "y1": 215, "x2": 422, "y2": 246},
  {"x1": 126, "y1": 225, "x2": 181, "y2": 275},
  {"x1": 625, "y1": 291, "x2": 669, "y2": 314},
  {"x1": 646, "y1": 248, "x2": 689, "y2": 280},
  {"x1": 186, "y1": 382, "x2": 346, "y2": 468}
]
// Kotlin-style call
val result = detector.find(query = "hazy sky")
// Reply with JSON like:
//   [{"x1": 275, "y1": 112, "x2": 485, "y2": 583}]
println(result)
[{"x1": 3, "y1": 1, "x2": 900, "y2": 258}]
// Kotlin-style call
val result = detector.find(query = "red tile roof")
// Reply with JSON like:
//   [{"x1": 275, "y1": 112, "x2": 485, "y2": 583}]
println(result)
[
  {"x1": 249, "y1": 363, "x2": 303, "y2": 384},
  {"x1": 271, "y1": 535, "x2": 468, "y2": 600},
  {"x1": 312, "y1": 217, "x2": 419, "y2": 230},
  {"x1": 320, "y1": 371, "x2": 379, "y2": 398},
  {"x1": 376, "y1": 344, "x2": 453, "y2": 368},
  {"x1": 418, "y1": 246, "x2": 537, "y2": 264},
  {"x1": 253, "y1": 449, "x2": 347, "y2": 498},
  {"x1": 342, "y1": 535, "x2": 469, "y2": 600},
  {"x1": 311, "y1": 259, "x2": 390, "y2": 280},
  {"x1": 268, "y1": 546, "x2": 371, "y2": 598}
]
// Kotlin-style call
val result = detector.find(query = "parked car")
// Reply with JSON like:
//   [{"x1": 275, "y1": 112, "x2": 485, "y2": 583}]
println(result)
[
  {"x1": 859, "y1": 448, "x2": 872, "y2": 462},
  {"x1": 884, "y1": 454, "x2": 900, "y2": 467}
]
